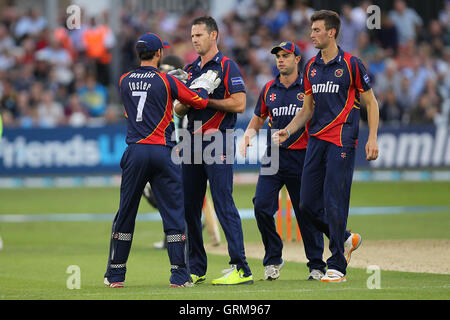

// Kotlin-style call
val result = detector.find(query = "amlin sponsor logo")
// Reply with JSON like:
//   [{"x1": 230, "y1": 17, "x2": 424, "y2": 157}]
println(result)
[{"x1": 372, "y1": 125, "x2": 450, "y2": 168}]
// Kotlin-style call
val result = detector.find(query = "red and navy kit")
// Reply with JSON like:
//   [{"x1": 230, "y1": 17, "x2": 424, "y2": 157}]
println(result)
[
  {"x1": 252, "y1": 73, "x2": 324, "y2": 269},
  {"x1": 304, "y1": 47, "x2": 371, "y2": 148},
  {"x1": 182, "y1": 52, "x2": 251, "y2": 278},
  {"x1": 299, "y1": 47, "x2": 371, "y2": 275},
  {"x1": 254, "y1": 74, "x2": 308, "y2": 150},
  {"x1": 119, "y1": 65, "x2": 209, "y2": 147},
  {"x1": 184, "y1": 52, "x2": 246, "y2": 134},
  {"x1": 105, "y1": 65, "x2": 210, "y2": 284}
]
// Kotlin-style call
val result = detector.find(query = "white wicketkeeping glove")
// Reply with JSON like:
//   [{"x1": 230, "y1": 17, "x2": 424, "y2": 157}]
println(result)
[
  {"x1": 168, "y1": 69, "x2": 189, "y2": 83},
  {"x1": 189, "y1": 70, "x2": 221, "y2": 94}
]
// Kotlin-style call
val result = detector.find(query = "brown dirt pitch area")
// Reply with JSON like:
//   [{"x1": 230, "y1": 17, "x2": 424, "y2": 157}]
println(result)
[{"x1": 205, "y1": 239, "x2": 450, "y2": 274}]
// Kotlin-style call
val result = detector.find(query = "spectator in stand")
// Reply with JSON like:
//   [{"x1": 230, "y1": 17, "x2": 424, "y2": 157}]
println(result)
[
  {"x1": 35, "y1": 38, "x2": 73, "y2": 85},
  {"x1": 439, "y1": 0, "x2": 450, "y2": 32},
  {"x1": 339, "y1": 3, "x2": 364, "y2": 54},
  {"x1": 65, "y1": 93, "x2": 89, "y2": 127},
  {"x1": 14, "y1": 8, "x2": 47, "y2": 39},
  {"x1": 291, "y1": 0, "x2": 314, "y2": 34},
  {"x1": 262, "y1": 0, "x2": 290, "y2": 36},
  {"x1": 374, "y1": 13, "x2": 399, "y2": 56},
  {"x1": 395, "y1": 76, "x2": 416, "y2": 114},
  {"x1": 422, "y1": 20, "x2": 447, "y2": 57},
  {"x1": 77, "y1": 73, "x2": 108, "y2": 119},
  {"x1": 16, "y1": 91, "x2": 36, "y2": 128},
  {"x1": 373, "y1": 59, "x2": 402, "y2": 100},
  {"x1": 36, "y1": 90, "x2": 64, "y2": 128},
  {"x1": 0, "y1": 23, "x2": 15, "y2": 55},
  {"x1": 389, "y1": 0, "x2": 423, "y2": 45},
  {"x1": 351, "y1": 0, "x2": 371, "y2": 32},
  {"x1": 409, "y1": 93, "x2": 441, "y2": 125},
  {"x1": 0, "y1": 80, "x2": 18, "y2": 120},
  {"x1": 0, "y1": 2, "x2": 447, "y2": 129},
  {"x1": 402, "y1": 57, "x2": 434, "y2": 102},
  {"x1": 380, "y1": 89, "x2": 403, "y2": 126},
  {"x1": 82, "y1": 14, "x2": 115, "y2": 87}
]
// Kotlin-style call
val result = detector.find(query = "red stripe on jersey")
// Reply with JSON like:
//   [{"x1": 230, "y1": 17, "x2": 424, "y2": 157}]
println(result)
[
  {"x1": 287, "y1": 131, "x2": 308, "y2": 149},
  {"x1": 120, "y1": 72, "x2": 131, "y2": 118},
  {"x1": 193, "y1": 56, "x2": 232, "y2": 134},
  {"x1": 193, "y1": 110, "x2": 227, "y2": 135},
  {"x1": 304, "y1": 57, "x2": 316, "y2": 96},
  {"x1": 354, "y1": 60, "x2": 364, "y2": 93},
  {"x1": 138, "y1": 73, "x2": 173, "y2": 145},
  {"x1": 260, "y1": 80, "x2": 276, "y2": 119},
  {"x1": 311, "y1": 53, "x2": 355, "y2": 147},
  {"x1": 221, "y1": 57, "x2": 231, "y2": 98},
  {"x1": 119, "y1": 72, "x2": 130, "y2": 87}
]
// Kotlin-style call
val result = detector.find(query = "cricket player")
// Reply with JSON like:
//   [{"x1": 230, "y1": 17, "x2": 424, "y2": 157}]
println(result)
[
  {"x1": 241, "y1": 41, "x2": 355, "y2": 281},
  {"x1": 0, "y1": 113, "x2": 2, "y2": 251},
  {"x1": 273, "y1": 10, "x2": 379, "y2": 282},
  {"x1": 143, "y1": 55, "x2": 221, "y2": 250},
  {"x1": 174, "y1": 16, "x2": 253, "y2": 285},
  {"x1": 241, "y1": 41, "x2": 319, "y2": 280},
  {"x1": 103, "y1": 32, "x2": 221, "y2": 288}
]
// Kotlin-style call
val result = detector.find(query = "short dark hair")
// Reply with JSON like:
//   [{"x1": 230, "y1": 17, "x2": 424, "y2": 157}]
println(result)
[
  {"x1": 310, "y1": 10, "x2": 341, "y2": 39},
  {"x1": 192, "y1": 16, "x2": 219, "y2": 36},
  {"x1": 136, "y1": 43, "x2": 158, "y2": 61}
]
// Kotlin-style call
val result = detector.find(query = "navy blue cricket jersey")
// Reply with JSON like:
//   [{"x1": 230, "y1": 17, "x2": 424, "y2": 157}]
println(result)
[
  {"x1": 184, "y1": 52, "x2": 246, "y2": 134},
  {"x1": 254, "y1": 73, "x2": 308, "y2": 150},
  {"x1": 304, "y1": 47, "x2": 371, "y2": 148},
  {"x1": 119, "y1": 65, "x2": 209, "y2": 147}
]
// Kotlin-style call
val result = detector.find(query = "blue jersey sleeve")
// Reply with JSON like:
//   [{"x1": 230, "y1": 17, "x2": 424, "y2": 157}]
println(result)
[
  {"x1": 223, "y1": 60, "x2": 246, "y2": 95},
  {"x1": 352, "y1": 57, "x2": 371, "y2": 93},
  {"x1": 254, "y1": 82, "x2": 272, "y2": 119}
]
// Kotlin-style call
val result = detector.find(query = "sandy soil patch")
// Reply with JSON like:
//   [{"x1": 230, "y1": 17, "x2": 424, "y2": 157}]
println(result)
[{"x1": 205, "y1": 239, "x2": 450, "y2": 274}]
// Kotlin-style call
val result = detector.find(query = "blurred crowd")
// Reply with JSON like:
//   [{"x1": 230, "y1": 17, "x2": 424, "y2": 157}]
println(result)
[{"x1": 0, "y1": 0, "x2": 449, "y2": 129}]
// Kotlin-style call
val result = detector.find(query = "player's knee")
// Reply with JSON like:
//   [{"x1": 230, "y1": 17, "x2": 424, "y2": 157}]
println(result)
[{"x1": 253, "y1": 196, "x2": 275, "y2": 218}]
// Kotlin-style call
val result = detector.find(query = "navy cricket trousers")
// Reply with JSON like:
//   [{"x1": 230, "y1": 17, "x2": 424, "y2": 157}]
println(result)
[
  {"x1": 105, "y1": 144, "x2": 188, "y2": 283},
  {"x1": 299, "y1": 136, "x2": 355, "y2": 275},
  {"x1": 253, "y1": 148, "x2": 325, "y2": 271},
  {"x1": 182, "y1": 132, "x2": 251, "y2": 277}
]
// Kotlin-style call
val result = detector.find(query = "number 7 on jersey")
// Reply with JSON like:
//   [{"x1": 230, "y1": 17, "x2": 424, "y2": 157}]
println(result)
[{"x1": 132, "y1": 91, "x2": 148, "y2": 122}]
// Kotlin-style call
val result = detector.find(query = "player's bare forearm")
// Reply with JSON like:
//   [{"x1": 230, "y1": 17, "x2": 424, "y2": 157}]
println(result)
[
  {"x1": 361, "y1": 89, "x2": 379, "y2": 160},
  {"x1": 174, "y1": 102, "x2": 190, "y2": 118},
  {"x1": 207, "y1": 92, "x2": 246, "y2": 113},
  {"x1": 286, "y1": 94, "x2": 314, "y2": 134},
  {"x1": 244, "y1": 115, "x2": 266, "y2": 138},
  {"x1": 240, "y1": 115, "x2": 265, "y2": 157}
]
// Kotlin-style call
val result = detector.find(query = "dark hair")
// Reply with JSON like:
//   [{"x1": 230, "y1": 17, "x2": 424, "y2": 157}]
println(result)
[
  {"x1": 192, "y1": 16, "x2": 219, "y2": 36},
  {"x1": 310, "y1": 10, "x2": 341, "y2": 39},
  {"x1": 136, "y1": 44, "x2": 158, "y2": 61},
  {"x1": 160, "y1": 55, "x2": 185, "y2": 72}
]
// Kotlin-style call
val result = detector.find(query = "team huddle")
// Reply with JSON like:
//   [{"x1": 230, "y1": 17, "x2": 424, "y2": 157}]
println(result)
[{"x1": 103, "y1": 10, "x2": 380, "y2": 288}]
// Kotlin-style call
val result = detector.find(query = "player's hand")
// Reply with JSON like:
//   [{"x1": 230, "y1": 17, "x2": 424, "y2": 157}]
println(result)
[
  {"x1": 168, "y1": 69, "x2": 188, "y2": 83},
  {"x1": 365, "y1": 137, "x2": 379, "y2": 161},
  {"x1": 239, "y1": 135, "x2": 252, "y2": 158},
  {"x1": 272, "y1": 129, "x2": 289, "y2": 146},
  {"x1": 190, "y1": 70, "x2": 221, "y2": 94},
  {"x1": 174, "y1": 101, "x2": 190, "y2": 118}
]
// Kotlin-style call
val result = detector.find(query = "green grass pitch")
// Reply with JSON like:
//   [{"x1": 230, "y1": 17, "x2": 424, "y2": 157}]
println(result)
[{"x1": 0, "y1": 181, "x2": 449, "y2": 300}]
